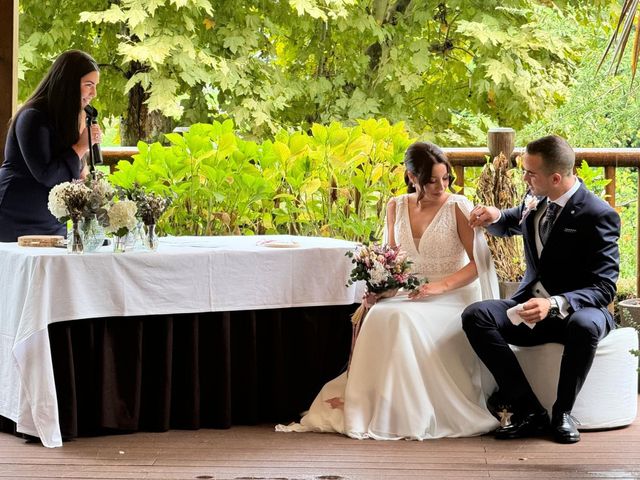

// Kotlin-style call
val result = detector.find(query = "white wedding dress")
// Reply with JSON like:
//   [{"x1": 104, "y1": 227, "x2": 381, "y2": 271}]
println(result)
[{"x1": 277, "y1": 193, "x2": 500, "y2": 440}]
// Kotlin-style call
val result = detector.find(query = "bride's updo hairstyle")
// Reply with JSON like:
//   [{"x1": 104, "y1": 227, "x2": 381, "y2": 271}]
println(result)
[{"x1": 404, "y1": 142, "x2": 455, "y2": 202}]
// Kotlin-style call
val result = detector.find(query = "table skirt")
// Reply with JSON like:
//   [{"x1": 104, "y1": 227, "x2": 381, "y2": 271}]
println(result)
[{"x1": 1, "y1": 304, "x2": 355, "y2": 440}]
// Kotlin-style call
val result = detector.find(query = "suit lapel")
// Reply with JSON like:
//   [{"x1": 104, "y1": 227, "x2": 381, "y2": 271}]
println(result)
[
  {"x1": 548, "y1": 183, "x2": 585, "y2": 238},
  {"x1": 524, "y1": 201, "x2": 541, "y2": 267},
  {"x1": 538, "y1": 183, "x2": 586, "y2": 263}
]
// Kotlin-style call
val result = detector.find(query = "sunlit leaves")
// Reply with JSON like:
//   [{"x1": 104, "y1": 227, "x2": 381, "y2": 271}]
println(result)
[
  {"x1": 19, "y1": 0, "x2": 606, "y2": 145},
  {"x1": 108, "y1": 118, "x2": 410, "y2": 240}
]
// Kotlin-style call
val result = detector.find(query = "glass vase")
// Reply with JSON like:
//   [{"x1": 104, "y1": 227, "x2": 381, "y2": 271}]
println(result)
[
  {"x1": 143, "y1": 223, "x2": 158, "y2": 251},
  {"x1": 80, "y1": 215, "x2": 106, "y2": 253},
  {"x1": 112, "y1": 232, "x2": 133, "y2": 253},
  {"x1": 131, "y1": 221, "x2": 146, "y2": 251},
  {"x1": 67, "y1": 218, "x2": 84, "y2": 254}
]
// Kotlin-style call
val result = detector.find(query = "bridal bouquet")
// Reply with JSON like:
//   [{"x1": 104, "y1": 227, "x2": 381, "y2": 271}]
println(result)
[
  {"x1": 346, "y1": 243, "x2": 420, "y2": 295},
  {"x1": 345, "y1": 243, "x2": 420, "y2": 367}
]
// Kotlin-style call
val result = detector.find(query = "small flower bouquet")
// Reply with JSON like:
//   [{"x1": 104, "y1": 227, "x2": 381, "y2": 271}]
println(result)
[
  {"x1": 133, "y1": 190, "x2": 171, "y2": 226},
  {"x1": 48, "y1": 180, "x2": 92, "y2": 223},
  {"x1": 83, "y1": 171, "x2": 115, "y2": 226},
  {"x1": 48, "y1": 180, "x2": 93, "y2": 253},
  {"x1": 123, "y1": 186, "x2": 172, "y2": 250},
  {"x1": 106, "y1": 199, "x2": 138, "y2": 252},
  {"x1": 345, "y1": 243, "x2": 421, "y2": 367}
]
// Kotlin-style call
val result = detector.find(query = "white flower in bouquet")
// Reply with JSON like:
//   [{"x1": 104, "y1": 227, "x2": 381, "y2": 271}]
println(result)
[
  {"x1": 369, "y1": 260, "x2": 389, "y2": 287},
  {"x1": 48, "y1": 184, "x2": 70, "y2": 219},
  {"x1": 47, "y1": 181, "x2": 92, "y2": 221},
  {"x1": 89, "y1": 175, "x2": 115, "y2": 206},
  {"x1": 106, "y1": 199, "x2": 138, "y2": 237}
]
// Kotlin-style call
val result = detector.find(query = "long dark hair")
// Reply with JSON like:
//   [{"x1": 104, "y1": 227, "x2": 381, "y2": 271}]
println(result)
[
  {"x1": 403, "y1": 142, "x2": 455, "y2": 202},
  {"x1": 10, "y1": 50, "x2": 99, "y2": 148}
]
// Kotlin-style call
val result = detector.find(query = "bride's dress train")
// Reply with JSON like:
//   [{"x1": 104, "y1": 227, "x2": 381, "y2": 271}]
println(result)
[{"x1": 277, "y1": 194, "x2": 499, "y2": 439}]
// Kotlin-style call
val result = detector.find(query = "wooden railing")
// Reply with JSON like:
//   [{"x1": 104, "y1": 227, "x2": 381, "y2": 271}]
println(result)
[{"x1": 102, "y1": 145, "x2": 640, "y2": 295}]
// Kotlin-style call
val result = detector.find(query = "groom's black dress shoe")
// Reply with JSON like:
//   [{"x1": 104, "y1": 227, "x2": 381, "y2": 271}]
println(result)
[
  {"x1": 551, "y1": 412, "x2": 580, "y2": 444},
  {"x1": 494, "y1": 410, "x2": 549, "y2": 440}
]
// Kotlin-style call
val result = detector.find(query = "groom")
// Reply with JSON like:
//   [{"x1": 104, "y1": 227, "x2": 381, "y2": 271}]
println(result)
[{"x1": 463, "y1": 135, "x2": 620, "y2": 444}]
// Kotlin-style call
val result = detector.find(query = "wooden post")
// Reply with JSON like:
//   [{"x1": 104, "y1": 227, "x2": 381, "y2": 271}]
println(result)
[
  {"x1": 604, "y1": 165, "x2": 616, "y2": 208},
  {"x1": 637, "y1": 169, "x2": 640, "y2": 297},
  {"x1": 487, "y1": 127, "x2": 516, "y2": 162},
  {"x1": 0, "y1": 0, "x2": 18, "y2": 165}
]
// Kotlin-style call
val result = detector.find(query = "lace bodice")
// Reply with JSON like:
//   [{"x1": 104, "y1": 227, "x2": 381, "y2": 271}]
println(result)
[{"x1": 393, "y1": 194, "x2": 472, "y2": 281}]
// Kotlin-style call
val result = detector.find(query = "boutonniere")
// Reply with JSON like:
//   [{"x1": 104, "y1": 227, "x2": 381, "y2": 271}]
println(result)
[{"x1": 519, "y1": 194, "x2": 540, "y2": 225}]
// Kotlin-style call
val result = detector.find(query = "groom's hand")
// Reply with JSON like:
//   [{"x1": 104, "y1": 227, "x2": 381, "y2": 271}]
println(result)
[
  {"x1": 469, "y1": 205, "x2": 500, "y2": 228},
  {"x1": 519, "y1": 298, "x2": 551, "y2": 323}
]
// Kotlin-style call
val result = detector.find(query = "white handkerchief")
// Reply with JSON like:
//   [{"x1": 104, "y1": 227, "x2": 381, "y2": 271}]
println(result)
[{"x1": 506, "y1": 304, "x2": 536, "y2": 329}]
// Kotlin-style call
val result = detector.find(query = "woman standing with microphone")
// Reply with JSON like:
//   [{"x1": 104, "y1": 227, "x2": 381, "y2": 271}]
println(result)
[{"x1": 0, "y1": 50, "x2": 103, "y2": 241}]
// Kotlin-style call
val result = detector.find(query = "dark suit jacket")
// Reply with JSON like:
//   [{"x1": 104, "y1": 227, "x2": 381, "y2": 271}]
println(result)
[
  {"x1": 487, "y1": 182, "x2": 620, "y2": 320},
  {"x1": 0, "y1": 108, "x2": 81, "y2": 241}
]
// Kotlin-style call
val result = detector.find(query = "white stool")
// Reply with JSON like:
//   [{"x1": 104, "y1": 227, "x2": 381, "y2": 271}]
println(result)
[{"x1": 509, "y1": 327, "x2": 638, "y2": 429}]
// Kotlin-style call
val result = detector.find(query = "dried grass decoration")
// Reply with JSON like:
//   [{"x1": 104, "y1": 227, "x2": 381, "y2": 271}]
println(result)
[{"x1": 475, "y1": 152, "x2": 526, "y2": 283}]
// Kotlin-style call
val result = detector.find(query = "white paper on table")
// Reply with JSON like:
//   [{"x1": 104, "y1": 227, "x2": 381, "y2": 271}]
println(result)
[{"x1": 506, "y1": 304, "x2": 536, "y2": 329}]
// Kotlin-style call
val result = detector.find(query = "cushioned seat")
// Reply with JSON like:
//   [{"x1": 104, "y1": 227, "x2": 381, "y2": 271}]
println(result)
[{"x1": 508, "y1": 327, "x2": 638, "y2": 429}]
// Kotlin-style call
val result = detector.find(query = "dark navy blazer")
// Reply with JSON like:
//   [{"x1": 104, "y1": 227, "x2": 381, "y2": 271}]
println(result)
[
  {"x1": 487, "y1": 182, "x2": 620, "y2": 323},
  {"x1": 0, "y1": 108, "x2": 81, "y2": 241}
]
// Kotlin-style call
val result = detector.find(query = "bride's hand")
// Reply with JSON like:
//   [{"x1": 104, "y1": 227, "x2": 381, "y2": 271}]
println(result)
[
  {"x1": 362, "y1": 289, "x2": 398, "y2": 308},
  {"x1": 409, "y1": 282, "x2": 446, "y2": 300}
]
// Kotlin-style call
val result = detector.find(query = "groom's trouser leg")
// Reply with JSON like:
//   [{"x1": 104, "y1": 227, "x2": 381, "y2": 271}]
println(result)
[
  {"x1": 552, "y1": 307, "x2": 612, "y2": 417},
  {"x1": 462, "y1": 299, "x2": 544, "y2": 410}
]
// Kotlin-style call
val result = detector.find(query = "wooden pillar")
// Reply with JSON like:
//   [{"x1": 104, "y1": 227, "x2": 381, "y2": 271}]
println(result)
[
  {"x1": 487, "y1": 127, "x2": 516, "y2": 162},
  {"x1": 637, "y1": 169, "x2": 640, "y2": 297},
  {"x1": 0, "y1": 0, "x2": 18, "y2": 165},
  {"x1": 604, "y1": 165, "x2": 616, "y2": 208}
]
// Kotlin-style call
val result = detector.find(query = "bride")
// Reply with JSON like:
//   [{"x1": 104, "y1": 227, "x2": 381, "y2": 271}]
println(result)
[{"x1": 278, "y1": 141, "x2": 500, "y2": 440}]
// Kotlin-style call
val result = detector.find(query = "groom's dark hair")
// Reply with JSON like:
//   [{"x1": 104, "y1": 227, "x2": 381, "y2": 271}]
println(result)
[{"x1": 526, "y1": 135, "x2": 575, "y2": 176}]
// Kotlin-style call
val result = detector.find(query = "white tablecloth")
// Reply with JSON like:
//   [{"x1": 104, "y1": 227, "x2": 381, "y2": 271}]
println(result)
[{"x1": 0, "y1": 235, "x2": 362, "y2": 447}]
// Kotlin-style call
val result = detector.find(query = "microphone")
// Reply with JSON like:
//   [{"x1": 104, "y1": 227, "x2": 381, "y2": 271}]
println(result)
[{"x1": 83, "y1": 105, "x2": 103, "y2": 168}]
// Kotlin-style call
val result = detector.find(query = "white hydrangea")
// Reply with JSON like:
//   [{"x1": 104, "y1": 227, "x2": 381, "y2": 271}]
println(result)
[
  {"x1": 368, "y1": 260, "x2": 389, "y2": 287},
  {"x1": 106, "y1": 199, "x2": 138, "y2": 234},
  {"x1": 48, "y1": 183, "x2": 70, "y2": 219}
]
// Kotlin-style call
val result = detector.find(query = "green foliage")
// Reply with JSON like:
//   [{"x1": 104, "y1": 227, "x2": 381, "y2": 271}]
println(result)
[
  {"x1": 575, "y1": 160, "x2": 611, "y2": 198},
  {"x1": 108, "y1": 118, "x2": 411, "y2": 241},
  {"x1": 18, "y1": 0, "x2": 598, "y2": 145},
  {"x1": 615, "y1": 168, "x2": 638, "y2": 281},
  {"x1": 519, "y1": 54, "x2": 640, "y2": 149}
]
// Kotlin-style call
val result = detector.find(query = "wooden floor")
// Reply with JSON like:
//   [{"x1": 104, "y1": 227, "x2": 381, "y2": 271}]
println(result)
[{"x1": 2, "y1": 406, "x2": 640, "y2": 480}]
